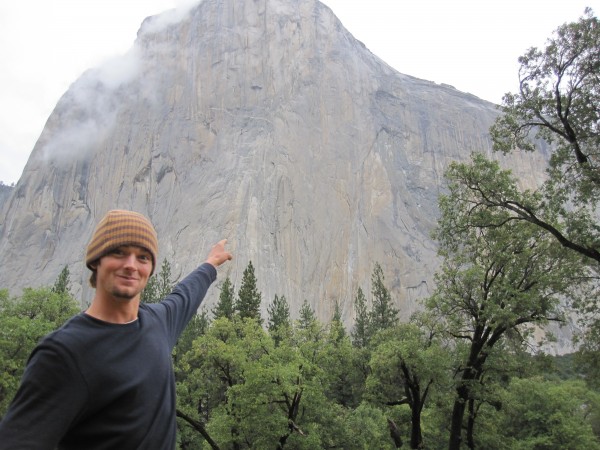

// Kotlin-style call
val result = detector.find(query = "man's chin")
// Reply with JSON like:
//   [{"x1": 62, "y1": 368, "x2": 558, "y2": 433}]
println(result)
[{"x1": 111, "y1": 289, "x2": 140, "y2": 301}]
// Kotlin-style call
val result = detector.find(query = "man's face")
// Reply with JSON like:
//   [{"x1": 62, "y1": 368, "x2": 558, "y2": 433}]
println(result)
[{"x1": 94, "y1": 245, "x2": 153, "y2": 301}]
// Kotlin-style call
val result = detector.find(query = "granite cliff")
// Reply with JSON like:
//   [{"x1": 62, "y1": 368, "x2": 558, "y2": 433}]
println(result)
[{"x1": 0, "y1": 0, "x2": 547, "y2": 324}]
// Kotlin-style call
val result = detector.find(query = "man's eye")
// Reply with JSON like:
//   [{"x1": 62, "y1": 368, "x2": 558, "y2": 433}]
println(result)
[{"x1": 139, "y1": 254, "x2": 151, "y2": 262}]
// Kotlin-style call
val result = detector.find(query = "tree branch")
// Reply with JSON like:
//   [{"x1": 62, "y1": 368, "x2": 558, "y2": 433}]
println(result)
[{"x1": 176, "y1": 409, "x2": 221, "y2": 450}]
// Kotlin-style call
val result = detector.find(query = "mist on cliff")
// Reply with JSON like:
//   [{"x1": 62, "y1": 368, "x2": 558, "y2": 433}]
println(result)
[{"x1": 39, "y1": 1, "x2": 199, "y2": 166}]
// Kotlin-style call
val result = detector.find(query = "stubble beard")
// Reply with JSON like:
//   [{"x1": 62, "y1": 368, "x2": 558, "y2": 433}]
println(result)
[{"x1": 110, "y1": 286, "x2": 141, "y2": 302}]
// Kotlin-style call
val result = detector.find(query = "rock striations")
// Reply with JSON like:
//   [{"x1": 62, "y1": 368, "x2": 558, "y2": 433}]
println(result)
[{"x1": 0, "y1": 0, "x2": 547, "y2": 324}]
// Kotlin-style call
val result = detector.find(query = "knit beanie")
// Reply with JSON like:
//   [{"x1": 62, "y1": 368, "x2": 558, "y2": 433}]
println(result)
[{"x1": 85, "y1": 210, "x2": 158, "y2": 274}]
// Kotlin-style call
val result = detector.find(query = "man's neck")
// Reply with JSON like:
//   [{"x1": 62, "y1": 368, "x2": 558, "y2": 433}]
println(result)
[{"x1": 85, "y1": 294, "x2": 140, "y2": 324}]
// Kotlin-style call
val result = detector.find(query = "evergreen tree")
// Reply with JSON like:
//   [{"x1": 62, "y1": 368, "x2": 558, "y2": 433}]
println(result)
[
  {"x1": 322, "y1": 303, "x2": 362, "y2": 408},
  {"x1": 155, "y1": 259, "x2": 175, "y2": 298},
  {"x1": 212, "y1": 276, "x2": 235, "y2": 320},
  {"x1": 298, "y1": 299, "x2": 316, "y2": 330},
  {"x1": 51, "y1": 266, "x2": 71, "y2": 296},
  {"x1": 351, "y1": 287, "x2": 370, "y2": 347},
  {"x1": 267, "y1": 294, "x2": 291, "y2": 344},
  {"x1": 141, "y1": 259, "x2": 175, "y2": 303},
  {"x1": 330, "y1": 300, "x2": 347, "y2": 341},
  {"x1": 235, "y1": 261, "x2": 262, "y2": 323},
  {"x1": 369, "y1": 263, "x2": 399, "y2": 335}
]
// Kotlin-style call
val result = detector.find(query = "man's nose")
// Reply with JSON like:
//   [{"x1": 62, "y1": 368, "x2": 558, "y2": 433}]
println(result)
[{"x1": 122, "y1": 253, "x2": 138, "y2": 269}]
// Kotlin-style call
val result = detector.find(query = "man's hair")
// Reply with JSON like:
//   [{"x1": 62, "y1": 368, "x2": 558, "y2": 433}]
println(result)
[{"x1": 89, "y1": 270, "x2": 98, "y2": 288}]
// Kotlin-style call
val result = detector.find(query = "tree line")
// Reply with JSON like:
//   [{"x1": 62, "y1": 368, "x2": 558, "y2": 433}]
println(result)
[{"x1": 1, "y1": 9, "x2": 599, "y2": 449}]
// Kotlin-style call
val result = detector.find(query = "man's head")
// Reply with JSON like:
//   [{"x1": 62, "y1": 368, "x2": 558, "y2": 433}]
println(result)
[{"x1": 86, "y1": 210, "x2": 158, "y2": 287}]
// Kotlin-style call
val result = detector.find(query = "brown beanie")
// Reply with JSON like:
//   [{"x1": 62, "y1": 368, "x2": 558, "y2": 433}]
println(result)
[{"x1": 85, "y1": 210, "x2": 158, "y2": 274}]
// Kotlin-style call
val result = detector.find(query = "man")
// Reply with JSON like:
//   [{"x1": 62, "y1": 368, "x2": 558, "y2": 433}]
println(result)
[{"x1": 0, "y1": 209, "x2": 232, "y2": 449}]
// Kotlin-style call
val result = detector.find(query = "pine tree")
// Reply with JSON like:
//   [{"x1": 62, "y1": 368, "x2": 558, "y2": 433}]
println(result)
[
  {"x1": 351, "y1": 287, "x2": 370, "y2": 347},
  {"x1": 141, "y1": 259, "x2": 175, "y2": 303},
  {"x1": 267, "y1": 294, "x2": 291, "y2": 345},
  {"x1": 298, "y1": 299, "x2": 316, "y2": 330},
  {"x1": 235, "y1": 261, "x2": 262, "y2": 323},
  {"x1": 267, "y1": 294, "x2": 291, "y2": 333},
  {"x1": 212, "y1": 277, "x2": 235, "y2": 320},
  {"x1": 330, "y1": 300, "x2": 347, "y2": 341},
  {"x1": 155, "y1": 259, "x2": 175, "y2": 299},
  {"x1": 369, "y1": 263, "x2": 399, "y2": 335},
  {"x1": 51, "y1": 266, "x2": 71, "y2": 296}
]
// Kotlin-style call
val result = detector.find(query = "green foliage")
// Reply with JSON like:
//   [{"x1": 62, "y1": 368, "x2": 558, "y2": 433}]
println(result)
[
  {"x1": 330, "y1": 301, "x2": 346, "y2": 335},
  {"x1": 142, "y1": 259, "x2": 176, "y2": 303},
  {"x1": 177, "y1": 317, "x2": 356, "y2": 449},
  {"x1": 173, "y1": 310, "x2": 211, "y2": 370},
  {"x1": 431, "y1": 147, "x2": 589, "y2": 448},
  {"x1": 529, "y1": 352, "x2": 582, "y2": 382},
  {"x1": 51, "y1": 266, "x2": 71, "y2": 296},
  {"x1": 343, "y1": 403, "x2": 399, "y2": 449},
  {"x1": 267, "y1": 294, "x2": 292, "y2": 345},
  {"x1": 320, "y1": 320, "x2": 363, "y2": 409},
  {"x1": 235, "y1": 261, "x2": 262, "y2": 323},
  {"x1": 297, "y1": 299, "x2": 316, "y2": 330},
  {"x1": 425, "y1": 12, "x2": 600, "y2": 446},
  {"x1": 352, "y1": 287, "x2": 370, "y2": 347},
  {"x1": 0, "y1": 287, "x2": 79, "y2": 415},
  {"x1": 176, "y1": 317, "x2": 252, "y2": 447},
  {"x1": 367, "y1": 323, "x2": 450, "y2": 448},
  {"x1": 496, "y1": 378, "x2": 600, "y2": 449},
  {"x1": 212, "y1": 276, "x2": 235, "y2": 321},
  {"x1": 491, "y1": 9, "x2": 600, "y2": 214},
  {"x1": 351, "y1": 264, "x2": 399, "y2": 349},
  {"x1": 267, "y1": 294, "x2": 290, "y2": 330},
  {"x1": 369, "y1": 263, "x2": 399, "y2": 335},
  {"x1": 575, "y1": 321, "x2": 600, "y2": 390},
  {"x1": 488, "y1": 8, "x2": 600, "y2": 268}
]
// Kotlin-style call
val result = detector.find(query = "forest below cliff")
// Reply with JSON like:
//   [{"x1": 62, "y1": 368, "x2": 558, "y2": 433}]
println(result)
[{"x1": 1, "y1": 257, "x2": 599, "y2": 449}]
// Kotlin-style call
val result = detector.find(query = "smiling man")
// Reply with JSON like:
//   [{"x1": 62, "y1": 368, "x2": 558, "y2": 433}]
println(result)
[{"x1": 0, "y1": 209, "x2": 233, "y2": 449}]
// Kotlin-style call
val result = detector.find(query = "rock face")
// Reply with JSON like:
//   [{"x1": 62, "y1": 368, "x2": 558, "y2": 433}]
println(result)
[{"x1": 0, "y1": 0, "x2": 546, "y2": 324}]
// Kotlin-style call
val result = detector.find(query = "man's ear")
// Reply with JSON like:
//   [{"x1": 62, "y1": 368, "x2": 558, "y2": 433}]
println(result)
[{"x1": 89, "y1": 260, "x2": 99, "y2": 270}]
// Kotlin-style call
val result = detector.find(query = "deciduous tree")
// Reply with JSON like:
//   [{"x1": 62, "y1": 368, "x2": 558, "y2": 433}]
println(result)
[
  {"x1": 0, "y1": 288, "x2": 79, "y2": 415},
  {"x1": 367, "y1": 323, "x2": 449, "y2": 449},
  {"x1": 431, "y1": 157, "x2": 587, "y2": 449}
]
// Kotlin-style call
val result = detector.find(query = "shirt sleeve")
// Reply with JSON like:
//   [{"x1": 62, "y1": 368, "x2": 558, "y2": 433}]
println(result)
[
  {"x1": 0, "y1": 340, "x2": 88, "y2": 449},
  {"x1": 154, "y1": 262, "x2": 217, "y2": 347}
]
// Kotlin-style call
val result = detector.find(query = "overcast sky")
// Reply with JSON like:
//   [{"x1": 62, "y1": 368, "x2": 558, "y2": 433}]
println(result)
[{"x1": 0, "y1": 0, "x2": 594, "y2": 185}]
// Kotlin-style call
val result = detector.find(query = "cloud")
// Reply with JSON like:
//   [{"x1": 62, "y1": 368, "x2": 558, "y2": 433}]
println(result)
[{"x1": 40, "y1": 46, "x2": 144, "y2": 163}]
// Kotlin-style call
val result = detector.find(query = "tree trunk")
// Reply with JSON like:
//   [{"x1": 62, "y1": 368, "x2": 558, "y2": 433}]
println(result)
[
  {"x1": 448, "y1": 385, "x2": 469, "y2": 450},
  {"x1": 387, "y1": 418, "x2": 403, "y2": 448},
  {"x1": 410, "y1": 404, "x2": 423, "y2": 449},
  {"x1": 466, "y1": 398, "x2": 476, "y2": 449}
]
